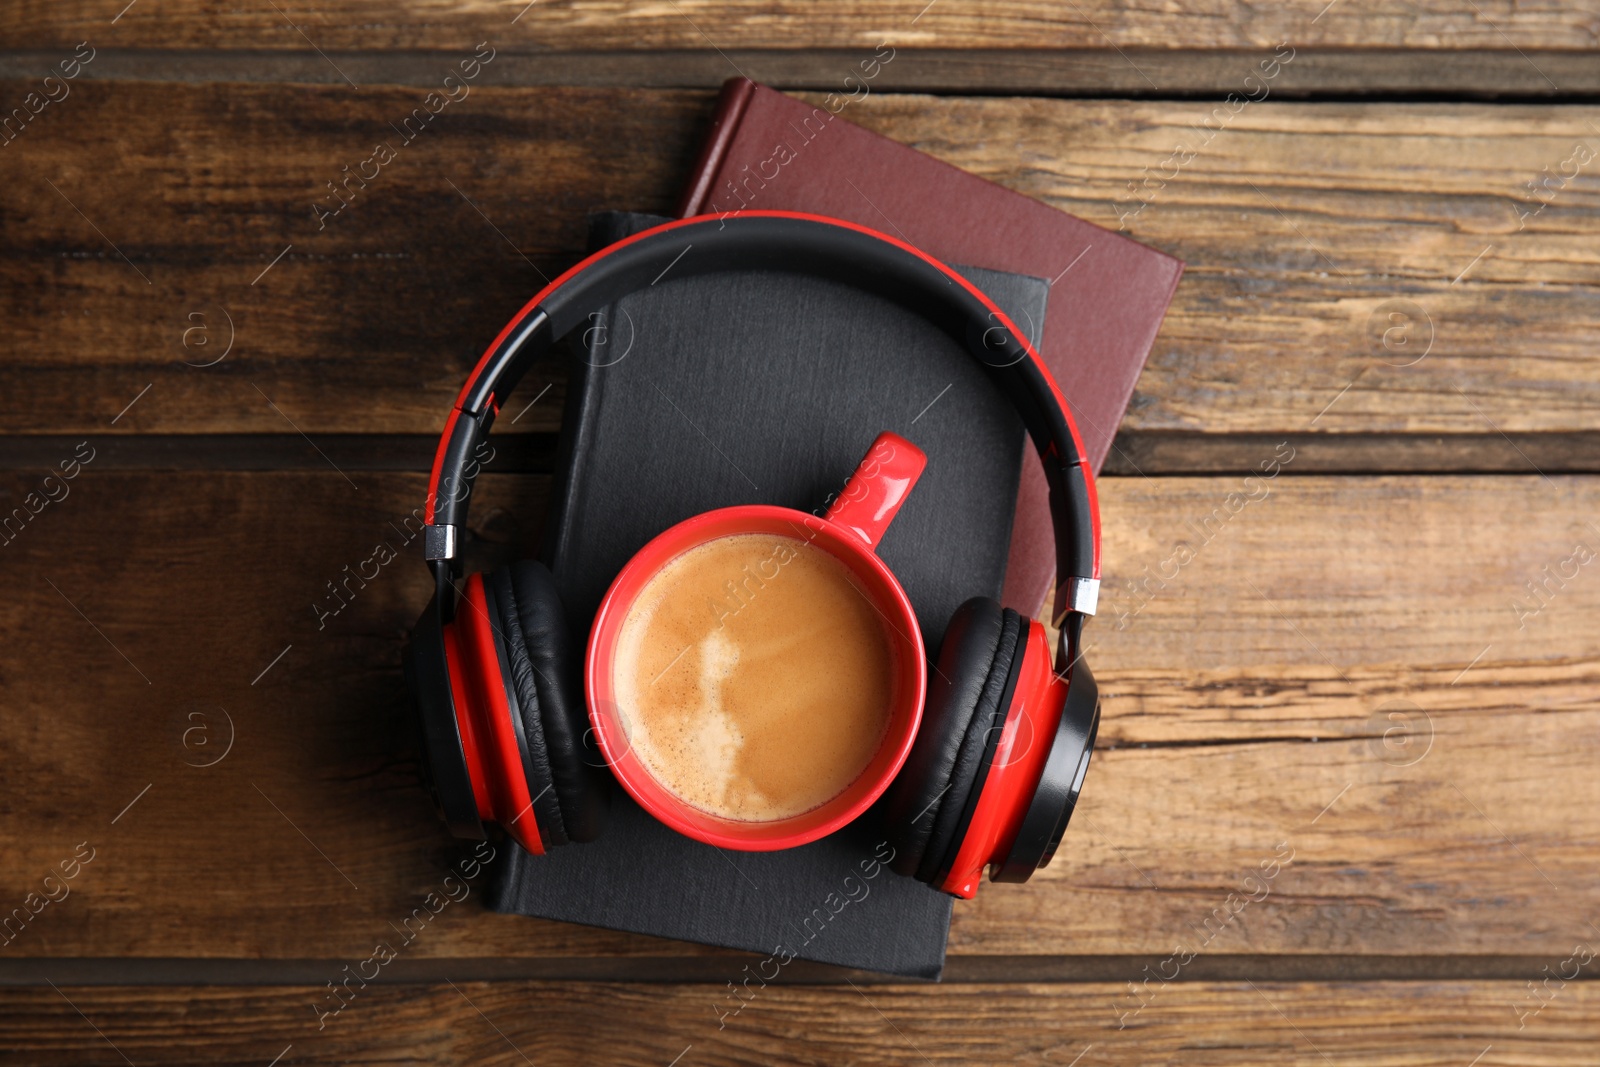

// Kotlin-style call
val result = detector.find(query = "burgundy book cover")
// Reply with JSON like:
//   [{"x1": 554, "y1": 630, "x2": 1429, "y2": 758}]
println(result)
[{"x1": 678, "y1": 78, "x2": 1184, "y2": 615}]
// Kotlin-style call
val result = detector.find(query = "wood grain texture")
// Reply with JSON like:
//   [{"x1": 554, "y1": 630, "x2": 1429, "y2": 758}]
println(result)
[
  {"x1": 0, "y1": 83, "x2": 703, "y2": 439},
  {"x1": 1, "y1": 471, "x2": 1594, "y2": 962},
  {"x1": 3, "y1": 84, "x2": 1598, "y2": 444},
  {"x1": 2, "y1": 980, "x2": 1597, "y2": 1066},
  {"x1": 10, "y1": 47, "x2": 1600, "y2": 96},
  {"x1": 0, "y1": 3, "x2": 1591, "y2": 1062},
  {"x1": 5, "y1": 0, "x2": 1600, "y2": 53}
]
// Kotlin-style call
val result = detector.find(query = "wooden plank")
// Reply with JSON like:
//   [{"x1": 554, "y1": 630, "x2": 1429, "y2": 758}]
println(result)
[
  {"x1": 1, "y1": 981, "x2": 1596, "y2": 1065},
  {"x1": 3, "y1": 84, "x2": 1598, "y2": 444},
  {"x1": 5, "y1": 0, "x2": 1600, "y2": 54},
  {"x1": 848, "y1": 96, "x2": 1600, "y2": 442},
  {"x1": 8, "y1": 47, "x2": 1600, "y2": 96},
  {"x1": 1, "y1": 470, "x2": 1595, "y2": 961},
  {"x1": 0, "y1": 83, "x2": 699, "y2": 437}
]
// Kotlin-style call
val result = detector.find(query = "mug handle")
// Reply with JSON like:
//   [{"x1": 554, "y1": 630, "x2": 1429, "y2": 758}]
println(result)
[{"x1": 824, "y1": 431, "x2": 928, "y2": 551}]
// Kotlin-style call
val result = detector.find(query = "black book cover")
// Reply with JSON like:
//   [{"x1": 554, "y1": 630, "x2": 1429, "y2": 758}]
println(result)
[{"x1": 485, "y1": 212, "x2": 1049, "y2": 978}]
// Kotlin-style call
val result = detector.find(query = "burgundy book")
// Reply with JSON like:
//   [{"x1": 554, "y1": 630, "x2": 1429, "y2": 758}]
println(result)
[{"x1": 679, "y1": 78, "x2": 1184, "y2": 615}]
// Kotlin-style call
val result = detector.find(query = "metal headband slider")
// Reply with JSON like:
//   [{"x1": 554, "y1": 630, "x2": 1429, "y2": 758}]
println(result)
[
  {"x1": 423, "y1": 524, "x2": 458, "y2": 561},
  {"x1": 1067, "y1": 576, "x2": 1099, "y2": 617},
  {"x1": 1049, "y1": 576, "x2": 1100, "y2": 629}
]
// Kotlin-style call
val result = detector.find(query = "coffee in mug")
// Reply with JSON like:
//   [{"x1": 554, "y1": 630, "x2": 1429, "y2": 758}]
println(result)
[{"x1": 612, "y1": 531, "x2": 894, "y2": 822}]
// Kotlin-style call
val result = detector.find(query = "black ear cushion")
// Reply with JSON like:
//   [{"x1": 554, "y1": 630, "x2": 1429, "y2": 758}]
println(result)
[
  {"x1": 924, "y1": 608, "x2": 1026, "y2": 887},
  {"x1": 486, "y1": 566, "x2": 568, "y2": 848},
  {"x1": 883, "y1": 597, "x2": 1021, "y2": 884},
  {"x1": 496, "y1": 560, "x2": 610, "y2": 843}
]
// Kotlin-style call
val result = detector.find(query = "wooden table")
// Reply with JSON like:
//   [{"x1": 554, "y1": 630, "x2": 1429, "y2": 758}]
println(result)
[{"x1": 3, "y1": 3, "x2": 1598, "y2": 1063}]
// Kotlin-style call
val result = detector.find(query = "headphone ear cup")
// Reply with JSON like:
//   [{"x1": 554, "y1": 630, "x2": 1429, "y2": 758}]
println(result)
[
  {"x1": 485, "y1": 566, "x2": 568, "y2": 848},
  {"x1": 491, "y1": 561, "x2": 610, "y2": 844},
  {"x1": 882, "y1": 597, "x2": 1022, "y2": 886},
  {"x1": 405, "y1": 594, "x2": 486, "y2": 841}
]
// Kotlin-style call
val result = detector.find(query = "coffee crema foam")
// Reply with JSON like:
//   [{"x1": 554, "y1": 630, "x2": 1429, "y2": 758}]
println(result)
[{"x1": 612, "y1": 533, "x2": 894, "y2": 823}]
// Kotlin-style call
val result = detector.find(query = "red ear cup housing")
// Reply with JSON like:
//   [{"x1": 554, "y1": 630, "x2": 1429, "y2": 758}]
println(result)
[
  {"x1": 444, "y1": 573, "x2": 548, "y2": 854},
  {"x1": 990, "y1": 653, "x2": 1098, "y2": 882},
  {"x1": 405, "y1": 593, "x2": 486, "y2": 842},
  {"x1": 404, "y1": 562, "x2": 607, "y2": 855},
  {"x1": 939, "y1": 620, "x2": 1090, "y2": 895},
  {"x1": 881, "y1": 597, "x2": 1092, "y2": 898}
]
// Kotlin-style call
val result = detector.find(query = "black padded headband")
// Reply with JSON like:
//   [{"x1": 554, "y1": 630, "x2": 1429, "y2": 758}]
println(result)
[{"x1": 424, "y1": 212, "x2": 1102, "y2": 630}]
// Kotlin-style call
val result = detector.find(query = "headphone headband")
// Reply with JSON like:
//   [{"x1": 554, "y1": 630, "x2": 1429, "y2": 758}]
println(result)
[{"x1": 424, "y1": 211, "x2": 1101, "y2": 632}]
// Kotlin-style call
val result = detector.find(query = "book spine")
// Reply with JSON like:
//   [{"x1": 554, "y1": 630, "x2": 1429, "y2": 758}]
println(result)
[{"x1": 675, "y1": 76, "x2": 757, "y2": 217}]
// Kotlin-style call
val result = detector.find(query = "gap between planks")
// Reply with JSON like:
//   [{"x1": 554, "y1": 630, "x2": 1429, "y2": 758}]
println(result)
[
  {"x1": 2, "y1": 954, "x2": 1598, "y2": 986},
  {"x1": 0, "y1": 433, "x2": 1595, "y2": 476}
]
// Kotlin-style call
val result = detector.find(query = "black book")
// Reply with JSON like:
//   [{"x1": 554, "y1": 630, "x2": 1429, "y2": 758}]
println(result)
[{"x1": 485, "y1": 212, "x2": 1049, "y2": 979}]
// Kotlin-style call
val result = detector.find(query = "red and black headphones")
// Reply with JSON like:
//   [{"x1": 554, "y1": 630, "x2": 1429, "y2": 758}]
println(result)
[{"x1": 405, "y1": 211, "x2": 1102, "y2": 899}]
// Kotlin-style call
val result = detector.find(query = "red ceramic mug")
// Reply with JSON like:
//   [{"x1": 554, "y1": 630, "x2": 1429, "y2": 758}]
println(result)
[{"x1": 585, "y1": 431, "x2": 929, "y2": 850}]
